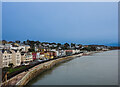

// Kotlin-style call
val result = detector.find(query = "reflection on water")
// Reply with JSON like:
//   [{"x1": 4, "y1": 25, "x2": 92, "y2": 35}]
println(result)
[{"x1": 27, "y1": 50, "x2": 118, "y2": 85}]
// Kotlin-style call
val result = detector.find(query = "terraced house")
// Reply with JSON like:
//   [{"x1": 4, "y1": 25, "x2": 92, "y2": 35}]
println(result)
[
  {"x1": 11, "y1": 50, "x2": 21, "y2": 67},
  {"x1": 1, "y1": 50, "x2": 12, "y2": 67},
  {"x1": 21, "y1": 52, "x2": 33, "y2": 65},
  {"x1": 0, "y1": 49, "x2": 22, "y2": 68},
  {"x1": 0, "y1": 51, "x2": 2, "y2": 68}
]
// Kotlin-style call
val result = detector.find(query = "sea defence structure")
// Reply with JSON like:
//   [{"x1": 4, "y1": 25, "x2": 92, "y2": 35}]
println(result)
[
  {"x1": 1, "y1": 51, "x2": 102, "y2": 87},
  {"x1": 1, "y1": 53, "x2": 83, "y2": 87},
  {"x1": 16, "y1": 56, "x2": 76, "y2": 86}
]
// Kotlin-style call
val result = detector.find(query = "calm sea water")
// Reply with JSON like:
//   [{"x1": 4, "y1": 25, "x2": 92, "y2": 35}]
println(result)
[{"x1": 28, "y1": 50, "x2": 118, "y2": 85}]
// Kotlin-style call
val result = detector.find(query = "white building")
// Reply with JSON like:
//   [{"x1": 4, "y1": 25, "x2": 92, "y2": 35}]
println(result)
[
  {"x1": 0, "y1": 44, "x2": 12, "y2": 50},
  {"x1": 11, "y1": 50, "x2": 21, "y2": 67},
  {"x1": 0, "y1": 49, "x2": 22, "y2": 68},
  {"x1": 0, "y1": 51, "x2": 3, "y2": 68},
  {"x1": 0, "y1": 45, "x2": 4, "y2": 50},
  {"x1": 21, "y1": 52, "x2": 33, "y2": 65},
  {"x1": 36, "y1": 52, "x2": 40, "y2": 59},
  {"x1": 39, "y1": 53, "x2": 45, "y2": 60},
  {"x1": 50, "y1": 49, "x2": 60, "y2": 57},
  {"x1": 1, "y1": 50, "x2": 12, "y2": 67},
  {"x1": 58, "y1": 50, "x2": 66, "y2": 57},
  {"x1": 10, "y1": 45, "x2": 30, "y2": 52},
  {"x1": 25, "y1": 45, "x2": 30, "y2": 52}
]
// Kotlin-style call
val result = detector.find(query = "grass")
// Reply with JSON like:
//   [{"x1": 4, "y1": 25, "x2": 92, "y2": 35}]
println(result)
[{"x1": 9, "y1": 66, "x2": 26, "y2": 73}]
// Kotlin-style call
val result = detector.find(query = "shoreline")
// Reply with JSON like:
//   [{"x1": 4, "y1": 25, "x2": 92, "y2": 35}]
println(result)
[{"x1": 1, "y1": 50, "x2": 106, "y2": 87}]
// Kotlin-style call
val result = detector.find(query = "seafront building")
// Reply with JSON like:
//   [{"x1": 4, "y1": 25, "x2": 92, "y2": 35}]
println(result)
[
  {"x1": 0, "y1": 49, "x2": 22, "y2": 68},
  {"x1": 0, "y1": 43, "x2": 30, "y2": 52},
  {"x1": 0, "y1": 51, "x2": 2, "y2": 68},
  {"x1": 0, "y1": 41, "x2": 110, "y2": 68},
  {"x1": 1, "y1": 50, "x2": 12, "y2": 67},
  {"x1": 21, "y1": 52, "x2": 33, "y2": 65},
  {"x1": 10, "y1": 45, "x2": 30, "y2": 52},
  {"x1": 36, "y1": 52, "x2": 40, "y2": 59},
  {"x1": 11, "y1": 50, "x2": 21, "y2": 67}
]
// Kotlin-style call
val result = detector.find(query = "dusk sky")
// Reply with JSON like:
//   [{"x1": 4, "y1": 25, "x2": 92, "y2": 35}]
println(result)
[{"x1": 2, "y1": 2, "x2": 118, "y2": 45}]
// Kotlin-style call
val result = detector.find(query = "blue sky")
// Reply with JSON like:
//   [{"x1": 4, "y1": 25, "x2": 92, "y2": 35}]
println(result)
[{"x1": 2, "y1": 2, "x2": 118, "y2": 45}]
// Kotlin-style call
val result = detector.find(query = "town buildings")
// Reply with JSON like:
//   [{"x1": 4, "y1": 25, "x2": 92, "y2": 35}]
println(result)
[{"x1": 0, "y1": 40, "x2": 110, "y2": 68}]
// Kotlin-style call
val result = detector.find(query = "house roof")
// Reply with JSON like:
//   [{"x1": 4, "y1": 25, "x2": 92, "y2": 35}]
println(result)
[{"x1": 1, "y1": 49, "x2": 12, "y2": 53}]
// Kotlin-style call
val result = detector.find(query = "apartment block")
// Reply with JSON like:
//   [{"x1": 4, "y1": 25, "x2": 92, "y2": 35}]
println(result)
[{"x1": 11, "y1": 50, "x2": 21, "y2": 67}]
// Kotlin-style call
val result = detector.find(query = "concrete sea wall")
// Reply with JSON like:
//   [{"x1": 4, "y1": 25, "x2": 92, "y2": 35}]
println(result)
[
  {"x1": 16, "y1": 55, "x2": 78, "y2": 87},
  {"x1": 1, "y1": 51, "x2": 104, "y2": 87}
]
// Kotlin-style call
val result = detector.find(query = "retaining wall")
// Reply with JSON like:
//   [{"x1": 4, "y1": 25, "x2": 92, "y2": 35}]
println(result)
[{"x1": 16, "y1": 56, "x2": 75, "y2": 87}]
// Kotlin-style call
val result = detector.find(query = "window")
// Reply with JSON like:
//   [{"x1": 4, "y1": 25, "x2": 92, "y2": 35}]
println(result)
[
  {"x1": 17, "y1": 57, "x2": 19, "y2": 59},
  {"x1": 4, "y1": 58, "x2": 7, "y2": 61},
  {"x1": 5, "y1": 62, "x2": 7, "y2": 65},
  {"x1": 3, "y1": 62, "x2": 5, "y2": 66},
  {"x1": 17, "y1": 60, "x2": 20, "y2": 64},
  {"x1": 9, "y1": 55, "x2": 11, "y2": 59}
]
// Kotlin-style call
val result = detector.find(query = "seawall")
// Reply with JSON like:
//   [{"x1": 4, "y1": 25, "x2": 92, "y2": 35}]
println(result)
[
  {"x1": 15, "y1": 54, "x2": 81, "y2": 87},
  {"x1": 1, "y1": 51, "x2": 104, "y2": 87}
]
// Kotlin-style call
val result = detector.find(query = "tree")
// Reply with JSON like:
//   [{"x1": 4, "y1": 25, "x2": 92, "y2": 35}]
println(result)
[
  {"x1": 51, "y1": 42, "x2": 56, "y2": 45},
  {"x1": 56, "y1": 43, "x2": 61, "y2": 49},
  {"x1": 77, "y1": 44, "x2": 82, "y2": 49},
  {"x1": 36, "y1": 41, "x2": 40, "y2": 46},
  {"x1": 2, "y1": 40, "x2": 7, "y2": 45},
  {"x1": 15, "y1": 40, "x2": 20, "y2": 43},
  {"x1": 2, "y1": 67, "x2": 9, "y2": 82},
  {"x1": 8, "y1": 41, "x2": 13, "y2": 44},
  {"x1": 23, "y1": 41, "x2": 26, "y2": 45},
  {"x1": 71, "y1": 43, "x2": 75, "y2": 47},
  {"x1": 90, "y1": 46, "x2": 96, "y2": 51},
  {"x1": 8, "y1": 63, "x2": 14, "y2": 68},
  {"x1": 28, "y1": 48, "x2": 35, "y2": 52},
  {"x1": 64, "y1": 43, "x2": 70, "y2": 49},
  {"x1": 29, "y1": 41, "x2": 35, "y2": 49},
  {"x1": 61, "y1": 45, "x2": 65, "y2": 50},
  {"x1": 57, "y1": 43, "x2": 61, "y2": 46},
  {"x1": 27, "y1": 39, "x2": 30, "y2": 45}
]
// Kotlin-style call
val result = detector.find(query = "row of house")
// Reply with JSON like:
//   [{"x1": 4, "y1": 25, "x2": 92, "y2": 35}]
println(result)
[
  {"x1": 0, "y1": 44, "x2": 30, "y2": 52},
  {"x1": 0, "y1": 48, "x2": 82, "y2": 68},
  {"x1": 0, "y1": 42, "x2": 109, "y2": 68}
]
